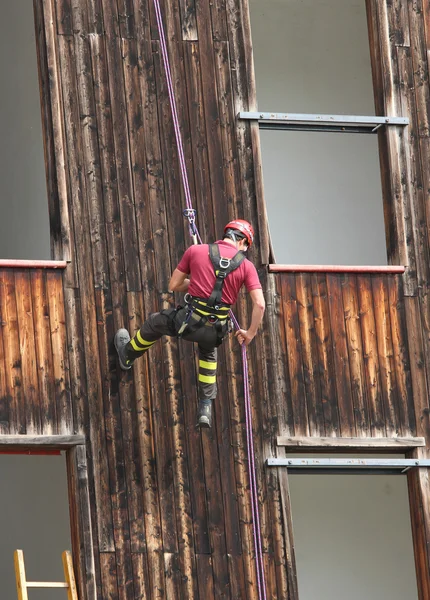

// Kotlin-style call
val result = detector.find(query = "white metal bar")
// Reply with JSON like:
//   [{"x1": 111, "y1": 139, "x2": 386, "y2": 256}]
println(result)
[
  {"x1": 239, "y1": 112, "x2": 409, "y2": 126},
  {"x1": 267, "y1": 458, "x2": 430, "y2": 468},
  {"x1": 26, "y1": 582, "x2": 69, "y2": 588}
]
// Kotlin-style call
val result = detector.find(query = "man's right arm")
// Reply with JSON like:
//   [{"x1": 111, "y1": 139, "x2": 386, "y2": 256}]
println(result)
[{"x1": 235, "y1": 288, "x2": 265, "y2": 346}]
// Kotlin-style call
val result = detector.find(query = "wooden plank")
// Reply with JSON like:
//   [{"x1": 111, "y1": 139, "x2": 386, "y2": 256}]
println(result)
[
  {"x1": 357, "y1": 275, "x2": 386, "y2": 436},
  {"x1": 177, "y1": 328, "x2": 211, "y2": 557},
  {"x1": 342, "y1": 275, "x2": 370, "y2": 436},
  {"x1": 14, "y1": 272, "x2": 41, "y2": 434},
  {"x1": 102, "y1": 0, "x2": 141, "y2": 292},
  {"x1": 201, "y1": 426, "x2": 231, "y2": 598},
  {"x1": 0, "y1": 271, "x2": 24, "y2": 433},
  {"x1": 225, "y1": 0, "x2": 258, "y2": 262},
  {"x1": 0, "y1": 434, "x2": 85, "y2": 447},
  {"x1": 373, "y1": 0, "x2": 417, "y2": 294},
  {"x1": 372, "y1": 276, "x2": 400, "y2": 436},
  {"x1": 56, "y1": 0, "x2": 73, "y2": 34},
  {"x1": 408, "y1": 0, "x2": 430, "y2": 136},
  {"x1": 404, "y1": 297, "x2": 430, "y2": 439},
  {"x1": 278, "y1": 469, "x2": 299, "y2": 600},
  {"x1": 60, "y1": 26, "x2": 115, "y2": 549},
  {"x1": 30, "y1": 272, "x2": 55, "y2": 434},
  {"x1": 85, "y1": 0, "x2": 104, "y2": 34},
  {"x1": 196, "y1": 554, "x2": 215, "y2": 599},
  {"x1": 277, "y1": 436, "x2": 426, "y2": 448},
  {"x1": 152, "y1": 41, "x2": 190, "y2": 269},
  {"x1": 408, "y1": 447, "x2": 430, "y2": 600},
  {"x1": 387, "y1": 0, "x2": 410, "y2": 47},
  {"x1": 210, "y1": 0, "x2": 228, "y2": 42},
  {"x1": 42, "y1": 0, "x2": 71, "y2": 261},
  {"x1": 263, "y1": 274, "x2": 294, "y2": 436},
  {"x1": 127, "y1": 295, "x2": 164, "y2": 556},
  {"x1": 265, "y1": 461, "x2": 289, "y2": 599},
  {"x1": 117, "y1": 0, "x2": 135, "y2": 39},
  {"x1": 326, "y1": 275, "x2": 355, "y2": 437},
  {"x1": 422, "y1": 0, "x2": 430, "y2": 50},
  {"x1": 33, "y1": 0, "x2": 64, "y2": 262},
  {"x1": 214, "y1": 41, "x2": 244, "y2": 223},
  {"x1": 94, "y1": 288, "x2": 135, "y2": 600},
  {"x1": 71, "y1": 4, "x2": 109, "y2": 291},
  {"x1": 147, "y1": 319, "x2": 197, "y2": 598},
  {"x1": 241, "y1": 0, "x2": 270, "y2": 265},
  {"x1": 280, "y1": 275, "x2": 308, "y2": 436},
  {"x1": 311, "y1": 274, "x2": 339, "y2": 436},
  {"x1": 131, "y1": 553, "x2": 150, "y2": 600},
  {"x1": 213, "y1": 344, "x2": 243, "y2": 558},
  {"x1": 296, "y1": 274, "x2": 324, "y2": 437},
  {"x1": 387, "y1": 275, "x2": 416, "y2": 435},
  {"x1": 46, "y1": 272, "x2": 73, "y2": 434},
  {"x1": 55, "y1": 33, "x2": 81, "y2": 290},
  {"x1": 66, "y1": 445, "x2": 97, "y2": 600},
  {"x1": 0, "y1": 284, "x2": 10, "y2": 433},
  {"x1": 397, "y1": 45, "x2": 430, "y2": 290},
  {"x1": 195, "y1": 0, "x2": 230, "y2": 235},
  {"x1": 178, "y1": 0, "x2": 198, "y2": 40},
  {"x1": 183, "y1": 42, "x2": 216, "y2": 245},
  {"x1": 99, "y1": 553, "x2": 119, "y2": 599}
]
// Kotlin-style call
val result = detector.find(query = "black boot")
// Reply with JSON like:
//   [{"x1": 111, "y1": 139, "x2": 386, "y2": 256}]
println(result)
[
  {"x1": 197, "y1": 399, "x2": 212, "y2": 428},
  {"x1": 114, "y1": 329, "x2": 134, "y2": 370}
]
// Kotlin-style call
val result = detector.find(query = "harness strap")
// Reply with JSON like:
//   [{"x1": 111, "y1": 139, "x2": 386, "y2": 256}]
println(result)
[{"x1": 207, "y1": 244, "x2": 246, "y2": 308}]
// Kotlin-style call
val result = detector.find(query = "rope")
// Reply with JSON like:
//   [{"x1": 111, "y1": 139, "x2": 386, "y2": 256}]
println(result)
[{"x1": 153, "y1": 2, "x2": 267, "y2": 598}]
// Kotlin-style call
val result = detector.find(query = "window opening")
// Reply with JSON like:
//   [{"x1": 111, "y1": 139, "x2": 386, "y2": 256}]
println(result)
[
  {"x1": 249, "y1": 0, "x2": 398, "y2": 266},
  {"x1": 0, "y1": 1, "x2": 51, "y2": 260},
  {"x1": 277, "y1": 453, "x2": 419, "y2": 600},
  {"x1": 0, "y1": 453, "x2": 72, "y2": 599}
]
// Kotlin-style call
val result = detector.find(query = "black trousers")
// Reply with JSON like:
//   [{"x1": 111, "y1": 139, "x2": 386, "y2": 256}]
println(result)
[{"x1": 124, "y1": 308, "x2": 223, "y2": 401}]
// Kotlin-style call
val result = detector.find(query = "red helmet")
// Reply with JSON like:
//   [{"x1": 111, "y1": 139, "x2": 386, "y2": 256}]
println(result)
[{"x1": 224, "y1": 219, "x2": 254, "y2": 247}]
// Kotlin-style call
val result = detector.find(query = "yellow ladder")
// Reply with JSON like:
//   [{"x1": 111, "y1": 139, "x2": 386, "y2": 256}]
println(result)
[{"x1": 14, "y1": 549, "x2": 78, "y2": 600}]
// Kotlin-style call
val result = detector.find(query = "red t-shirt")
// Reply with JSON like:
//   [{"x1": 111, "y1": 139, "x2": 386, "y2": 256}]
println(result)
[{"x1": 176, "y1": 240, "x2": 262, "y2": 305}]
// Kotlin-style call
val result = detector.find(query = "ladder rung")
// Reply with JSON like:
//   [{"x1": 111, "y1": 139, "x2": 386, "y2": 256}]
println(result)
[{"x1": 26, "y1": 582, "x2": 69, "y2": 588}]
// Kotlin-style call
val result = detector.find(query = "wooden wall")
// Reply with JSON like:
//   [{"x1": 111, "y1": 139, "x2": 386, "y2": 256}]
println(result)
[{"x1": 0, "y1": 0, "x2": 428, "y2": 597}]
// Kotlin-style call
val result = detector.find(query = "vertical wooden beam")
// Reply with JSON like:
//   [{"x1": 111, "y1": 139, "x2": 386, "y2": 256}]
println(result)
[{"x1": 67, "y1": 445, "x2": 97, "y2": 600}]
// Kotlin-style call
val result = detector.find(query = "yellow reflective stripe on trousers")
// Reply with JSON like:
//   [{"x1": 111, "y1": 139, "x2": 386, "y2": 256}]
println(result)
[
  {"x1": 198, "y1": 373, "x2": 217, "y2": 384},
  {"x1": 199, "y1": 360, "x2": 217, "y2": 370},
  {"x1": 130, "y1": 336, "x2": 154, "y2": 352},
  {"x1": 137, "y1": 330, "x2": 154, "y2": 346}
]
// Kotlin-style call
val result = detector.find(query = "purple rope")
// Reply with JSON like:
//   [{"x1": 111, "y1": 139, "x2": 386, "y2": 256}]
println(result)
[
  {"x1": 230, "y1": 313, "x2": 267, "y2": 600},
  {"x1": 154, "y1": 2, "x2": 266, "y2": 598},
  {"x1": 153, "y1": 0, "x2": 202, "y2": 244}
]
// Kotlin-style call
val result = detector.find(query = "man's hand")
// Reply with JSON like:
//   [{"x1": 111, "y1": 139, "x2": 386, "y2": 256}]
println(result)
[{"x1": 235, "y1": 328, "x2": 255, "y2": 346}]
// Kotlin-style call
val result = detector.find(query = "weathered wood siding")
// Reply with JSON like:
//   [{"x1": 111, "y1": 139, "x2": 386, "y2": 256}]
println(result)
[
  {"x1": 272, "y1": 272, "x2": 415, "y2": 439},
  {"x1": 0, "y1": 266, "x2": 419, "y2": 599},
  {"x1": 0, "y1": 268, "x2": 71, "y2": 436},
  {"x1": 1, "y1": 0, "x2": 430, "y2": 597}
]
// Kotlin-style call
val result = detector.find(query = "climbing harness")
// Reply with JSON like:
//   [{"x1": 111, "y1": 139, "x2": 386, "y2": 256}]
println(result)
[
  {"x1": 207, "y1": 243, "x2": 246, "y2": 307},
  {"x1": 153, "y1": 2, "x2": 267, "y2": 598}
]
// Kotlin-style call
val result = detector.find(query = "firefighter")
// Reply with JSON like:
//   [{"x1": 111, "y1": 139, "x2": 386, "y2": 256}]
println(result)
[{"x1": 114, "y1": 220, "x2": 265, "y2": 428}]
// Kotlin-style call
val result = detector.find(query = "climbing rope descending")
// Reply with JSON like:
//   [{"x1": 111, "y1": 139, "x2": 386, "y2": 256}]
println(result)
[{"x1": 153, "y1": 2, "x2": 267, "y2": 598}]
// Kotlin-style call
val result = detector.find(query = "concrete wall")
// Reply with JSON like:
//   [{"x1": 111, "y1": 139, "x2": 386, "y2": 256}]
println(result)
[
  {"x1": 250, "y1": 0, "x2": 387, "y2": 265},
  {"x1": 0, "y1": 1, "x2": 51, "y2": 260},
  {"x1": 289, "y1": 471, "x2": 418, "y2": 599},
  {"x1": 0, "y1": 454, "x2": 71, "y2": 599}
]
